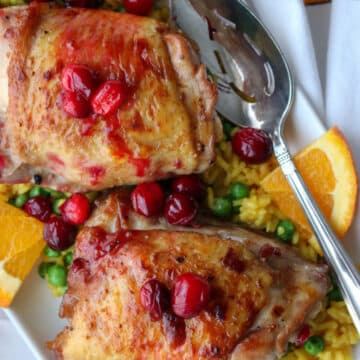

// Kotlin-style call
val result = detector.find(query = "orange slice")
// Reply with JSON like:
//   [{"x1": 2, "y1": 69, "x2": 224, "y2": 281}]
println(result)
[
  {"x1": 0, "y1": 199, "x2": 45, "y2": 307},
  {"x1": 261, "y1": 127, "x2": 358, "y2": 237}
]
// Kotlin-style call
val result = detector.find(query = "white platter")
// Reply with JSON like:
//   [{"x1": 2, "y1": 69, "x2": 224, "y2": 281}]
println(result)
[{"x1": 4, "y1": 88, "x2": 360, "y2": 359}]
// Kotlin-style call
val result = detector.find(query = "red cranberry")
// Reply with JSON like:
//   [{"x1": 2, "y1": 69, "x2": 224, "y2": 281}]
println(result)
[
  {"x1": 91, "y1": 80, "x2": 129, "y2": 116},
  {"x1": 171, "y1": 273, "x2": 210, "y2": 318},
  {"x1": 131, "y1": 182, "x2": 165, "y2": 217},
  {"x1": 24, "y1": 196, "x2": 51, "y2": 222},
  {"x1": 62, "y1": 64, "x2": 97, "y2": 100},
  {"x1": 295, "y1": 324, "x2": 311, "y2": 347},
  {"x1": 171, "y1": 175, "x2": 205, "y2": 200},
  {"x1": 124, "y1": 0, "x2": 154, "y2": 15},
  {"x1": 140, "y1": 279, "x2": 170, "y2": 321},
  {"x1": 62, "y1": 91, "x2": 90, "y2": 118},
  {"x1": 232, "y1": 128, "x2": 273, "y2": 164},
  {"x1": 43, "y1": 217, "x2": 77, "y2": 251},
  {"x1": 164, "y1": 193, "x2": 197, "y2": 226},
  {"x1": 60, "y1": 193, "x2": 91, "y2": 226}
]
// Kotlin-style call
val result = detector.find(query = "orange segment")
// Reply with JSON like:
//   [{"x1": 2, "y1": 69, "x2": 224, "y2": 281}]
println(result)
[
  {"x1": 0, "y1": 196, "x2": 30, "y2": 217},
  {"x1": 0, "y1": 288, "x2": 13, "y2": 308},
  {"x1": 4, "y1": 240, "x2": 45, "y2": 280},
  {"x1": 0, "y1": 216, "x2": 45, "y2": 260},
  {"x1": 0, "y1": 197, "x2": 45, "y2": 307},
  {"x1": 261, "y1": 127, "x2": 358, "y2": 237}
]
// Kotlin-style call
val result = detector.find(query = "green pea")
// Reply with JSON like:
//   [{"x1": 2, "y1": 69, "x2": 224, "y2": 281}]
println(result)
[
  {"x1": 304, "y1": 335, "x2": 324, "y2": 355},
  {"x1": 222, "y1": 120, "x2": 235, "y2": 139},
  {"x1": 282, "y1": 343, "x2": 292, "y2": 357},
  {"x1": 212, "y1": 197, "x2": 233, "y2": 218},
  {"x1": 64, "y1": 252, "x2": 73, "y2": 267},
  {"x1": 329, "y1": 271, "x2": 338, "y2": 287},
  {"x1": 85, "y1": 191, "x2": 99, "y2": 203},
  {"x1": 327, "y1": 287, "x2": 343, "y2": 301},
  {"x1": 38, "y1": 262, "x2": 54, "y2": 279},
  {"x1": 275, "y1": 220, "x2": 295, "y2": 242},
  {"x1": 44, "y1": 245, "x2": 61, "y2": 258},
  {"x1": 47, "y1": 264, "x2": 67, "y2": 287},
  {"x1": 325, "y1": 272, "x2": 340, "y2": 300},
  {"x1": 116, "y1": 5, "x2": 126, "y2": 12},
  {"x1": 45, "y1": 188, "x2": 64, "y2": 199},
  {"x1": 327, "y1": 272, "x2": 343, "y2": 301},
  {"x1": 29, "y1": 186, "x2": 48, "y2": 198},
  {"x1": 230, "y1": 183, "x2": 250, "y2": 200},
  {"x1": 8, "y1": 197, "x2": 16, "y2": 206},
  {"x1": 14, "y1": 193, "x2": 29, "y2": 208},
  {"x1": 53, "y1": 198, "x2": 66, "y2": 216}
]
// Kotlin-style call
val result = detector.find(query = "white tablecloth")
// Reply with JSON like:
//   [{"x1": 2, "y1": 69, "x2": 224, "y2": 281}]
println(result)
[{"x1": 0, "y1": 2, "x2": 354, "y2": 359}]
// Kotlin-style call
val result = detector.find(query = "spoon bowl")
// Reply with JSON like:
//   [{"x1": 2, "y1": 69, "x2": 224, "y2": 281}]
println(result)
[
  {"x1": 171, "y1": 0, "x2": 294, "y2": 134},
  {"x1": 171, "y1": 0, "x2": 360, "y2": 334}
]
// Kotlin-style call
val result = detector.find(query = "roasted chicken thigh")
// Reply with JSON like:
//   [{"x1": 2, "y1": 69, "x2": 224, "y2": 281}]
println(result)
[
  {"x1": 0, "y1": 4, "x2": 217, "y2": 191},
  {"x1": 51, "y1": 191, "x2": 330, "y2": 360}
]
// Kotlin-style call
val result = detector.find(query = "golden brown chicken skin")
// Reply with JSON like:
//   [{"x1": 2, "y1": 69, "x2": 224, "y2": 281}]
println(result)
[
  {"x1": 50, "y1": 191, "x2": 330, "y2": 360},
  {"x1": 0, "y1": 4, "x2": 216, "y2": 191}
]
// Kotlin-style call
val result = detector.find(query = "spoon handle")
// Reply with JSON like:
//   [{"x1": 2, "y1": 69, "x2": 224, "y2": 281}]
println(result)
[{"x1": 273, "y1": 136, "x2": 360, "y2": 334}]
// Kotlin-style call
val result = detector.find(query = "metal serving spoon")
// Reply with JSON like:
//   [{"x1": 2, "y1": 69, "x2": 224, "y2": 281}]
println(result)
[{"x1": 170, "y1": 0, "x2": 360, "y2": 333}]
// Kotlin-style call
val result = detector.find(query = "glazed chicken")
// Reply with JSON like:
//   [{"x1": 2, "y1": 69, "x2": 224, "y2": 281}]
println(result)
[
  {"x1": 50, "y1": 190, "x2": 330, "y2": 360},
  {"x1": 0, "y1": 3, "x2": 217, "y2": 191}
]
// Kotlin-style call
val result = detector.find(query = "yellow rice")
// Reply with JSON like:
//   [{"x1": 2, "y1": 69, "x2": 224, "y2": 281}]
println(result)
[{"x1": 203, "y1": 135, "x2": 359, "y2": 359}]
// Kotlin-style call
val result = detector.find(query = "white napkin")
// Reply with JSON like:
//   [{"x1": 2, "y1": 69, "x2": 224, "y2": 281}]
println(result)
[
  {"x1": 326, "y1": 0, "x2": 360, "y2": 253},
  {"x1": 327, "y1": 0, "x2": 360, "y2": 160},
  {"x1": 2, "y1": 1, "x2": 360, "y2": 359}
]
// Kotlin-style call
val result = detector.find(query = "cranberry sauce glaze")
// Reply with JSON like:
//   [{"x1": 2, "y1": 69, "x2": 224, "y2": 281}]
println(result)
[
  {"x1": 56, "y1": 10, "x2": 169, "y2": 162},
  {"x1": 61, "y1": 228, "x2": 191, "y2": 347}
]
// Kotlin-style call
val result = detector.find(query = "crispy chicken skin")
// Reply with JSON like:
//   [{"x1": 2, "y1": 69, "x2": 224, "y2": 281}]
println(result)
[
  {"x1": 50, "y1": 191, "x2": 330, "y2": 360},
  {"x1": 0, "y1": 4, "x2": 217, "y2": 191}
]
